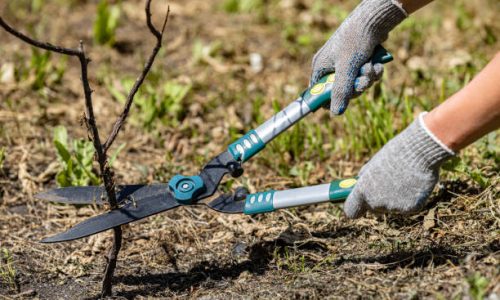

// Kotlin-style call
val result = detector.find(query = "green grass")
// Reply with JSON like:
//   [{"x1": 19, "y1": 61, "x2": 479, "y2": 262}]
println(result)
[
  {"x1": 53, "y1": 126, "x2": 100, "y2": 187},
  {"x1": 442, "y1": 132, "x2": 499, "y2": 188},
  {"x1": 93, "y1": 0, "x2": 121, "y2": 46},
  {"x1": 107, "y1": 77, "x2": 192, "y2": 131},
  {"x1": 466, "y1": 272, "x2": 490, "y2": 300},
  {"x1": 0, "y1": 248, "x2": 17, "y2": 291},
  {"x1": 222, "y1": 0, "x2": 264, "y2": 14},
  {"x1": 273, "y1": 246, "x2": 308, "y2": 274},
  {"x1": 340, "y1": 85, "x2": 413, "y2": 160},
  {"x1": 53, "y1": 126, "x2": 126, "y2": 187},
  {"x1": 21, "y1": 48, "x2": 66, "y2": 90},
  {"x1": 30, "y1": 0, "x2": 44, "y2": 12},
  {"x1": 0, "y1": 147, "x2": 5, "y2": 170}
]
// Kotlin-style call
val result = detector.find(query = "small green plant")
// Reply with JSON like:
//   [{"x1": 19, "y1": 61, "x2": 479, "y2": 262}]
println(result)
[
  {"x1": 0, "y1": 147, "x2": 5, "y2": 169},
  {"x1": 54, "y1": 126, "x2": 100, "y2": 187},
  {"x1": 442, "y1": 132, "x2": 498, "y2": 189},
  {"x1": 0, "y1": 248, "x2": 17, "y2": 290},
  {"x1": 273, "y1": 246, "x2": 308, "y2": 274},
  {"x1": 466, "y1": 272, "x2": 489, "y2": 300},
  {"x1": 161, "y1": 81, "x2": 192, "y2": 125},
  {"x1": 30, "y1": 48, "x2": 50, "y2": 89},
  {"x1": 455, "y1": 3, "x2": 474, "y2": 31},
  {"x1": 222, "y1": 0, "x2": 264, "y2": 13},
  {"x1": 280, "y1": 21, "x2": 319, "y2": 56},
  {"x1": 108, "y1": 78, "x2": 191, "y2": 130},
  {"x1": 29, "y1": 48, "x2": 66, "y2": 90},
  {"x1": 31, "y1": 0, "x2": 44, "y2": 12},
  {"x1": 191, "y1": 39, "x2": 224, "y2": 66},
  {"x1": 93, "y1": 0, "x2": 121, "y2": 46},
  {"x1": 442, "y1": 157, "x2": 491, "y2": 189},
  {"x1": 53, "y1": 126, "x2": 125, "y2": 187}
]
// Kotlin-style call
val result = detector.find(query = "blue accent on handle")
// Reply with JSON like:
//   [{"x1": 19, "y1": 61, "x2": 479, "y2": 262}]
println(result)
[
  {"x1": 228, "y1": 130, "x2": 265, "y2": 162},
  {"x1": 244, "y1": 190, "x2": 275, "y2": 215},
  {"x1": 168, "y1": 174, "x2": 206, "y2": 204},
  {"x1": 303, "y1": 45, "x2": 392, "y2": 112}
]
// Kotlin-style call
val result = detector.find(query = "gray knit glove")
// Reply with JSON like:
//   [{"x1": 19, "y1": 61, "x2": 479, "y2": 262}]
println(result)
[
  {"x1": 344, "y1": 113, "x2": 455, "y2": 218},
  {"x1": 311, "y1": 0, "x2": 407, "y2": 114}
]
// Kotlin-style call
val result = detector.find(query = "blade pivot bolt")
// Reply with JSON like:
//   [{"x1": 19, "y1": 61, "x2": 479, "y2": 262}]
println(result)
[{"x1": 168, "y1": 175, "x2": 206, "y2": 204}]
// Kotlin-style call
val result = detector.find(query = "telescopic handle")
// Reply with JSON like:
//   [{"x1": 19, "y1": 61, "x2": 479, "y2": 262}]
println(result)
[
  {"x1": 243, "y1": 178, "x2": 358, "y2": 215},
  {"x1": 228, "y1": 45, "x2": 393, "y2": 163}
]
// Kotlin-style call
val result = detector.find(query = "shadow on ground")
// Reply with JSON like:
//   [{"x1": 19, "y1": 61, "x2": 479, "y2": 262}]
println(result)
[{"x1": 92, "y1": 227, "x2": 499, "y2": 299}]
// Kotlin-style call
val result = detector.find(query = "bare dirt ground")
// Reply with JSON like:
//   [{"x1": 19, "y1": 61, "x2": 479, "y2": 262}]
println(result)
[{"x1": 0, "y1": 0, "x2": 498, "y2": 299}]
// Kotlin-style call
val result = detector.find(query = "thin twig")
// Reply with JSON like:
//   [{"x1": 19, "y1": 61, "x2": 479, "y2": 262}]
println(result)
[
  {"x1": 1, "y1": 14, "x2": 122, "y2": 297},
  {"x1": 0, "y1": 17, "x2": 80, "y2": 56},
  {"x1": 103, "y1": 1, "x2": 170, "y2": 152},
  {"x1": 101, "y1": 226, "x2": 123, "y2": 296},
  {"x1": 1, "y1": 1, "x2": 170, "y2": 296}
]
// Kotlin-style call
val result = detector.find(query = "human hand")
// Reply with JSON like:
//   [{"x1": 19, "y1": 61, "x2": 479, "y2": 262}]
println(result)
[
  {"x1": 310, "y1": 0, "x2": 407, "y2": 114},
  {"x1": 344, "y1": 113, "x2": 455, "y2": 218}
]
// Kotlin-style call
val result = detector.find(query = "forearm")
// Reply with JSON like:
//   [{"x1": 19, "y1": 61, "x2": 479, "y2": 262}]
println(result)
[
  {"x1": 424, "y1": 53, "x2": 500, "y2": 152},
  {"x1": 398, "y1": 0, "x2": 434, "y2": 14}
]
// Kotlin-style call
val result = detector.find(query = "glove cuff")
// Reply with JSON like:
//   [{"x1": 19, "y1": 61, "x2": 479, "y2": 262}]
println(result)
[
  {"x1": 401, "y1": 112, "x2": 455, "y2": 170},
  {"x1": 359, "y1": 0, "x2": 408, "y2": 43}
]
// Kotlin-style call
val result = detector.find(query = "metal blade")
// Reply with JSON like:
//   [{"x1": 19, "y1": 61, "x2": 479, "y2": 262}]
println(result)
[
  {"x1": 207, "y1": 194, "x2": 245, "y2": 213},
  {"x1": 40, "y1": 192, "x2": 179, "y2": 243},
  {"x1": 35, "y1": 184, "x2": 168, "y2": 205}
]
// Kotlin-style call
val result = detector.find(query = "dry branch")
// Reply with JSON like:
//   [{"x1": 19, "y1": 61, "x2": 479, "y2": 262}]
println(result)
[
  {"x1": 0, "y1": 0, "x2": 170, "y2": 297},
  {"x1": 103, "y1": 0, "x2": 170, "y2": 153}
]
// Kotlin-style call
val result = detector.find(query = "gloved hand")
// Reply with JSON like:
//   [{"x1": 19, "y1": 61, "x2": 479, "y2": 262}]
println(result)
[
  {"x1": 344, "y1": 113, "x2": 455, "y2": 218},
  {"x1": 310, "y1": 0, "x2": 407, "y2": 114}
]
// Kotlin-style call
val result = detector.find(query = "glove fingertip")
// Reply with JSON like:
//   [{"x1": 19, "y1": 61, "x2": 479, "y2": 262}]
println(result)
[
  {"x1": 344, "y1": 188, "x2": 367, "y2": 219},
  {"x1": 373, "y1": 63, "x2": 384, "y2": 80},
  {"x1": 354, "y1": 76, "x2": 370, "y2": 93},
  {"x1": 329, "y1": 73, "x2": 356, "y2": 115},
  {"x1": 329, "y1": 97, "x2": 349, "y2": 115},
  {"x1": 359, "y1": 62, "x2": 373, "y2": 77}
]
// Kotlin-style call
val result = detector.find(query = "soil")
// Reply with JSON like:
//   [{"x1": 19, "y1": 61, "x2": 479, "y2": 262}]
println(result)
[{"x1": 0, "y1": 0, "x2": 498, "y2": 299}]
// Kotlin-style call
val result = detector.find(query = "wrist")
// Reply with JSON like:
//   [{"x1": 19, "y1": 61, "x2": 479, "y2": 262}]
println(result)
[
  {"x1": 420, "y1": 112, "x2": 456, "y2": 154},
  {"x1": 423, "y1": 110, "x2": 462, "y2": 152}
]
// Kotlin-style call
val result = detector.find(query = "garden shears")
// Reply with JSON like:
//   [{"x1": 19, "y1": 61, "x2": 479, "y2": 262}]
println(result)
[{"x1": 36, "y1": 46, "x2": 393, "y2": 243}]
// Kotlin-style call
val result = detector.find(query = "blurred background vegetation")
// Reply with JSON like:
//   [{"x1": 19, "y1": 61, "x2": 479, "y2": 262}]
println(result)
[{"x1": 2, "y1": 0, "x2": 497, "y2": 187}]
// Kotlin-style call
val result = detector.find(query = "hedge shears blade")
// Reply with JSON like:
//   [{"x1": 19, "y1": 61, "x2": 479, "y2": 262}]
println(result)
[
  {"x1": 36, "y1": 45, "x2": 393, "y2": 243},
  {"x1": 38, "y1": 151, "x2": 246, "y2": 243},
  {"x1": 36, "y1": 184, "x2": 168, "y2": 206},
  {"x1": 41, "y1": 191, "x2": 180, "y2": 243},
  {"x1": 39, "y1": 188, "x2": 248, "y2": 243}
]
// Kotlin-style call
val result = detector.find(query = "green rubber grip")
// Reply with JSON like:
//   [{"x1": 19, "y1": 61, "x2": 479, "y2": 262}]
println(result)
[
  {"x1": 228, "y1": 130, "x2": 265, "y2": 163},
  {"x1": 329, "y1": 178, "x2": 357, "y2": 202},
  {"x1": 244, "y1": 190, "x2": 275, "y2": 215}
]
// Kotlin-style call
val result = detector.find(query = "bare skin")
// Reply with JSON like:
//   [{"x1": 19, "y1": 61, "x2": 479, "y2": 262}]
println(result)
[{"x1": 424, "y1": 53, "x2": 500, "y2": 151}]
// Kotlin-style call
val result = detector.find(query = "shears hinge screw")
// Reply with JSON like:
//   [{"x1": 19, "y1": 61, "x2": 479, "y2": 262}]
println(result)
[{"x1": 168, "y1": 175, "x2": 206, "y2": 204}]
